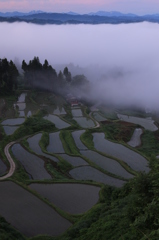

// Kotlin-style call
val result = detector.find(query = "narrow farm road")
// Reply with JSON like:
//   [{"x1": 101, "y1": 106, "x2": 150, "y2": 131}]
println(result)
[
  {"x1": 89, "y1": 112, "x2": 100, "y2": 128},
  {"x1": 0, "y1": 142, "x2": 16, "y2": 180}
]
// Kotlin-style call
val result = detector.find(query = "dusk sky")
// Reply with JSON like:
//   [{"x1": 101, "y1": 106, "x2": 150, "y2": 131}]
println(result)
[{"x1": 0, "y1": 0, "x2": 159, "y2": 15}]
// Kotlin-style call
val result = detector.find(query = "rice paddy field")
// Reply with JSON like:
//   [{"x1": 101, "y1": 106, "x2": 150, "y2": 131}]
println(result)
[
  {"x1": 44, "y1": 114, "x2": 70, "y2": 129},
  {"x1": 47, "y1": 132, "x2": 65, "y2": 153},
  {"x1": 72, "y1": 130, "x2": 88, "y2": 150},
  {"x1": 127, "y1": 128, "x2": 143, "y2": 147},
  {"x1": 30, "y1": 183, "x2": 100, "y2": 214},
  {"x1": 1, "y1": 118, "x2": 25, "y2": 125},
  {"x1": 117, "y1": 114, "x2": 158, "y2": 131},
  {"x1": 92, "y1": 112, "x2": 107, "y2": 122},
  {"x1": 0, "y1": 181, "x2": 71, "y2": 237},
  {"x1": 73, "y1": 117, "x2": 95, "y2": 128},
  {"x1": 71, "y1": 108, "x2": 83, "y2": 117},
  {"x1": 59, "y1": 154, "x2": 88, "y2": 167},
  {"x1": 27, "y1": 133, "x2": 59, "y2": 162},
  {"x1": 3, "y1": 126, "x2": 19, "y2": 135},
  {"x1": 53, "y1": 107, "x2": 66, "y2": 115},
  {"x1": 93, "y1": 133, "x2": 150, "y2": 173},
  {"x1": 0, "y1": 91, "x2": 157, "y2": 239},
  {"x1": 11, "y1": 144, "x2": 52, "y2": 180},
  {"x1": 80, "y1": 150, "x2": 134, "y2": 179},
  {"x1": 69, "y1": 166, "x2": 126, "y2": 187}
]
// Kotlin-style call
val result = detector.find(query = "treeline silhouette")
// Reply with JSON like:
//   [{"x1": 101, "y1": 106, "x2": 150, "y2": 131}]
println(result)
[
  {"x1": 0, "y1": 58, "x2": 19, "y2": 94},
  {"x1": 0, "y1": 56, "x2": 88, "y2": 95}
]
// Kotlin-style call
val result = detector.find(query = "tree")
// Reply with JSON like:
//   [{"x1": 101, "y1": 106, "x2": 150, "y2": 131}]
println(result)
[{"x1": 63, "y1": 67, "x2": 72, "y2": 82}]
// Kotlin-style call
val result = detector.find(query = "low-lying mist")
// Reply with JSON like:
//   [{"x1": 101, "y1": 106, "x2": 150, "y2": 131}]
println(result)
[{"x1": 1, "y1": 21, "x2": 159, "y2": 110}]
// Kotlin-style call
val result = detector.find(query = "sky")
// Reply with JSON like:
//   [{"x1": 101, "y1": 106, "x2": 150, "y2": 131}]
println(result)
[{"x1": 0, "y1": 0, "x2": 159, "y2": 15}]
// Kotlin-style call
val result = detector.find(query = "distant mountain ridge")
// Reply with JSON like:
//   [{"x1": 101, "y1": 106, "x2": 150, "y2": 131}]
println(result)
[
  {"x1": 0, "y1": 10, "x2": 159, "y2": 24},
  {"x1": 0, "y1": 10, "x2": 44, "y2": 17}
]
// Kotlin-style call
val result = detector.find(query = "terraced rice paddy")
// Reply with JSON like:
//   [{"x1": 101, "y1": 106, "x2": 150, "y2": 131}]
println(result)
[
  {"x1": 71, "y1": 108, "x2": 83, "y2": 117},
  {"x1": 30, "y1": 183, "x2": 100, "y2": 214},
  {"x1": 27, "y1": 133, "x2": 59, "y2": 162},
  {"x1": 117, "y1": 114, "x2": 158, "y2": 131},
  {"x1": 73, "y1": 117, "x2": 95, "y2": 128},
  {"x1": 12, "y1": 144, "x2": 52, "y2": 180},
  {"x1": 80, "y1": 150, "x2": 134, "y2": 179},
  {"x1": 44, "y1": 114, "x2": 70, "y2": 129},
  {"x1": 0, "y1": 159, "x2": 7, "y2": 176},
  {"x1": 93, "y1": 133, "x2": 150, "y2": 173},
  {"x1": 53, "y1": 107, "x2": 66, "y2": 115},
  {"x1": 69, "y1": 166, "x2": 126, "y2": 187},
  {"x1": 127, "y1": 128, "x2": 143, "y2": 147},
  {"x1": 17, "y1": 93, "x2": 27, "y2": 102},
  {"x1": 3, "y1": 126, "x2": 19, "y2": 135},
  {"x1": 47, "y1": 132, "x2": 65, "y2": 153},
  {"x1": 72, "y1": 130, "x2": 87, "y2": 150},
  {"x1": 0, "y1": 181, "x2": 71, "y2": 237},
  {"x1": 59, "y1": 154, "x2": 88, "y2": 167},
  {"x1": 92, "y1": 112, "x2": 107, "y2": 122},
  {"x1": 1, "y1": 118, "x2": 25, "y2": 125},
  {"x1": 15, "y1": 103, "x2": 26, "y2": 111}
]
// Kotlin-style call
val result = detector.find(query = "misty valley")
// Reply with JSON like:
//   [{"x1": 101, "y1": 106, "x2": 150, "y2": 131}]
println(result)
[{"x1": 1, "y1": 22, "x2": 159, "y2": 240}]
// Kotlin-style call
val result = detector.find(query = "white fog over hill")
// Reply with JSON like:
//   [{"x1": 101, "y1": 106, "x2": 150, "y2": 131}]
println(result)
[{"x1": 1, "y1": 22, "x2": 159, "y2": 109}]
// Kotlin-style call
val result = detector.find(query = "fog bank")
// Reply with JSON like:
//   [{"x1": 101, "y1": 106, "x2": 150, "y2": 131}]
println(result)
[{"x1": 1, "y1": 22, "x2": 159, "y2": 110}]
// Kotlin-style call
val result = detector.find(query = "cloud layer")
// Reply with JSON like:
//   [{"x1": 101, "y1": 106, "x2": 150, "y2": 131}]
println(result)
[{"x1": 1, "y1": 21, "x2": 159, "y2": 110}]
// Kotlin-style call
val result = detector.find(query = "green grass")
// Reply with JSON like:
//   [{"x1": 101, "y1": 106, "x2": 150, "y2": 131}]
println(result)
[
  {"x1": 138, "y1": 130, "x2": 159, "y2": 158},
  {"x1": 9, "y1": 148, "x2": 30, "y2": 184},
  {"x1": 46, "y1": 163, "x2": 70, "y2": 180},
  {"x1": 80, "y1": 129, "x2": 95, "y2": 150},
  {"x1": 0, "y1": 216, "x2": 26, "y2": 240},
  {"x1": 59, "y1": 130, "x2": 79, "y2": 155},
  {"x1": 101, "y1": 121, "x2": 137, "y2": 143},
  {"x1": 39, "y1": 132, "x2": 49, "y2": 152},
  {"x1": 99, "y1": 109, "x2": 118, "y2": 120},
  {"x1": 11, "y1": 116, "x2": 57, "y2": 141}
]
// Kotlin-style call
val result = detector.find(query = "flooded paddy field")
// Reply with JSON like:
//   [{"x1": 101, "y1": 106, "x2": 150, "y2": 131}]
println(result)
[
  {"x1": 69, "y1": 166, "x2": 126, "y2": 187},
  {"x1": 1, "y1": 118, "x2": 25, "y2": 125},
  {"x1": 0, "y1": 181, "x2": 71, "y2": 237},
  {"x1": 53, "y1": 107, "x2": 66, "y2": 115},
  {"x1": 47, "y1": 132, "x2": 65, "y2": 153},
  {"x1": 17, "y1": 93, "x2": 27, "y2": 103},
  {"x1": 93, "y1": 133, "x2": 150, "y2": 173},
  {"x1": 72, "y1": 130, "x2": 88, "y2": 150},
  {"x1": 80, "y1": 150, "x2": 134, "y2": 179},
  {"x1": 92, "y1": 112, "x2": 107, "y2": 122},
  {"x1": 12, "y1": 144, "x2": 52, "y2": 180},
  {"x1": 71, "y1": 108, "x2": 83, "y2": 117},
  {"x1": 59, "y1": 154, "x2": 88, "y2": 167},
  {"x1": 3, "y1": 126, "x2": 19, "y2": 135},
  {"x1": 0, "y1": 158, "x2": 7, "y2": 176},
  {"x1": 127, "y1": 128, "x2": 143, "y2": 147},
  {"x1": 15, "y1": 102, "x2": 26, "y2": 111},
  {"x1": 44, "y1": 114, "x2": 70, "y2": 129},
  {"x1": 27, "y1": 133, "x2": 59, "y2": 162},
  {"x1": 30, "y1": 183, "x2": 100, "y2": 214},
  {"x1": 73, "y1": 117, "x2": 95, "y2": 128},
  {"x1": 117, "y1": 114, "x2": 158, "y2": 131}
]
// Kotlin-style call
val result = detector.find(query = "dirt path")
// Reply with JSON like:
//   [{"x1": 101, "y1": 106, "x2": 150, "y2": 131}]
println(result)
[
  {"x1": 89, "y1": 112, "x2": 100, "y2": 128},
  {"x1": 0, "y1": 142, "x2": 16, "y2": 180}
]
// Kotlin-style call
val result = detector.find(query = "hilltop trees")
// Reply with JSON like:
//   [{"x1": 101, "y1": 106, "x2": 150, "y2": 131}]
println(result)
[
  {"x1": 22, "y1": 57, "x2": 77, "y2": 93},
  {"x1": 0, "y1": 58, "x2": 19, "y2": 95},
  {"x1": 0, "y1": 56, "x2": 89, "y2": 95},
  {"x1": 22, "y1": 57, "x2": 58, "y2": 91},
  {"x1": 63, "y1": 67, "x2": 72, "y2": 83}
]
